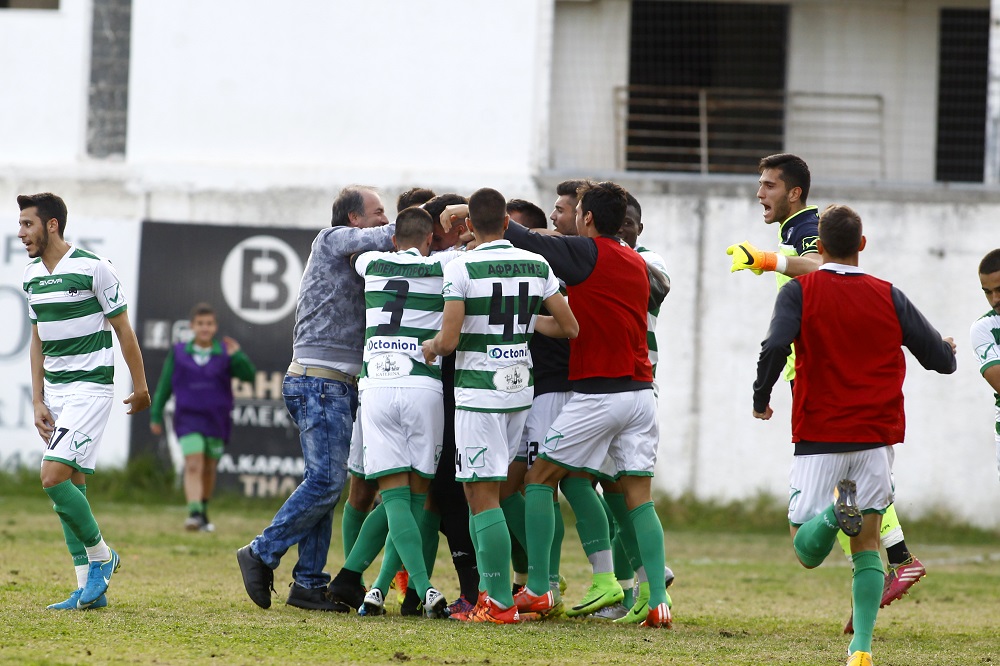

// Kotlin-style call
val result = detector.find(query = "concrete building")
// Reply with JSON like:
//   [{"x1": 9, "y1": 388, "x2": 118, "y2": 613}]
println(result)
[{"x1": 1, "y1": 0, "x2": 997, "y2": 526}]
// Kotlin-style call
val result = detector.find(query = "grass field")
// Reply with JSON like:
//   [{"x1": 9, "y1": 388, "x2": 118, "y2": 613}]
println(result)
[{"x1": 0, "y1": 475, "x2": 997, "y2": 666}]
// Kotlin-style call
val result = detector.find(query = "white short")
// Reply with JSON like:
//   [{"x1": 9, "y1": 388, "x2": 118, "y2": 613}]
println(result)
[
  {"x1": 454, "y1": 409, "x2": 528, "y2": 482},
  {"x1": 787, "y1": 447, "x2": 894, "y2": 527},
  {"x1": 360, "y1": 387, "x2": 443, "y2": 480},
  {"x1": 41, "y1": 394, "x2": 112, "y2": 475},
  {"x1": 539, "y1": 390, "x2": 658, "y2": 478},
  {"x1": 995, "y1": 427, "x2": 1000, "y2": 482},
  {"x1": 348, "y1": 407, "x2": 365, "y2": 479},
  {"x1": 517, "y1": 391, "x2": 572, "y2": 468}
]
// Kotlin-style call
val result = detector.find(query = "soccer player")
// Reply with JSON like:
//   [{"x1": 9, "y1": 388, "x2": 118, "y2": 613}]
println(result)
[
  {"x1": 751, "y1": 204, "x2": 956, "y2": 666},
  {"x1": 423, "y1": 187, "x2": 577, "y2": 624},
  {"x1": 342, "y1": 206, "x2": 463, "y2": 618},
  {"x1": 727, "y1": 154, "x2": 929, "y2": 633},
  {"x1": 19, "y1": 192, "x2": 151, "y2": 610},
  {"x1": 150, "y1": 303, "x2": 256, "y2": 532},
  {"x1": 237, "y1": 186, "x2": 393, "y2": 612},
  {"x1": 550, "y1": 180, "x2": 586, "y2": 235},
  {"x1": 972, "y1": 248, "x2": 1000, "y2": 482},
  {"x1": 506, "y1": 199, "x2": 548, "y2": 230},
  {"x1": 500, "y1": 181, "x2": 673, "y2": 628}
]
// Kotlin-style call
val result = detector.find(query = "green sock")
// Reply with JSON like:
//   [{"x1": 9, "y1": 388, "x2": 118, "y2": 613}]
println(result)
[
  {"x1": 372, "y1": 535, "x2": 401, "y2": 596},
  {"x1": 45, "y1": 479, "x2": 101, "y2": 548},
  {"x1": 187, "y1": 500, "x2": 204, "y2": 515},
  {"x1": 598, "y1": 492, "x2": 617, "y2": 540},
  {"x1": 420, "y1": 504, "x2": 441, "y2": 577},
  {"x1": 605, "y1": 492, "x2": 640, "y2": 580},
  {"x1": 629, "y1": 501, "x2": 667, "y2": 608},
  {"x1": 560, "y1": 477, "x2": 611, "y2": 556},
  {"x1": 342, "y1": 502, "x2": 369, "y2": 561},
  {"x1": 549, "y1": 500, "x2": 565, "y2": 588},
  {"x1": 500, "y1": 493, "x2": 528, "y2": 577},
  {"x1": 849, "y1": 550, "x2": 884, "y2": 654},
  {"x1": 473, "y1": 508, "x2": 514, "y2": 608},
  {"x1": 524, "y1": 484, "x2": 554, "y2": 594},
  {"x1": 343, "y1": 502, "x2": 387, "y2": 574},
  {"x1": 381, "y1": 487, "x2": 430, "y2": 597},
  {"x1": 468, "y1": 508, "x2": 483, "y2": 591},
  {"x1": 793, "y1": 504, "x2": 840, "y2": 568},
  {"x1": 57, "y1": 484, "x2": 89, "y2": 567}
]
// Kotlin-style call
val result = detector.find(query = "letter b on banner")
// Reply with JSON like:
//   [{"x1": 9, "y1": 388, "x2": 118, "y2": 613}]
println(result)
[{"x1": 221, "y1": 236, "x2": 303, "y2": 325}]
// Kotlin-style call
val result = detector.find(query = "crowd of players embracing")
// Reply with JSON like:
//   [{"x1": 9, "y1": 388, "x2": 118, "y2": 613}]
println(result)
[
  {"x1": 233, "y1": 155, "x2": 966, "y2": 666},
  {"x1": 237, "y1": 178, "x2": 675, "y2": 628}
]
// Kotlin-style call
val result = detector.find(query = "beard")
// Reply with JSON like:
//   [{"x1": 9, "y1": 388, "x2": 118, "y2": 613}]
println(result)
[{"x1": 28, "y1": 227, "x2": 49, "y2": 258}]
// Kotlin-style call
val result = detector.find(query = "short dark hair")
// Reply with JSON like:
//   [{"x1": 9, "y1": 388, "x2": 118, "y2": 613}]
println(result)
[
  {"x1": 625, "y1": 191, "x2": 642, "y2": 220},
  {"x1": 331, "y1": 186, "x2": 375, "y2": 227},
  {"x1": 468, "y1": 188, "x2": 507, "y2": 236},
  {"x1": 556, "y1": 179, "x2": 587, "y2": 199},
  {"x1": 394, "y1": 206, "x2": 434, "y2": 245},
  {"x1": 17, "y1": 192, "x2": 68, "y2": 237},
  {"x1": 506, "y1": 199, "x2": 547, "y2": 229},
  {"x1": 818, "y1": 204, "x2": 862, "y2": 258},
  {"x1": 979, "y1": 249, "x2": 1000, "y2": 275},
  {"x1": 422, "y1": 193, "x2": 468, "y2": 227},
  {"x1": 396, "y1": 187, "x2": 436, "y2": 214},
  {"x1": 578, "y1": 181, "x2": 628, "y2": 236},
  {"x1": 190, "y1": 302, "x2": 216, "y2": 320},
  {"x1": 758, "y1": 153, "x2": 811, "y2": 203}
]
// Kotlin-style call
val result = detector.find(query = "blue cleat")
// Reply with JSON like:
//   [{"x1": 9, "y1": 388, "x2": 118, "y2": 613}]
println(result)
[
  {"x1": 48, "y1": 588, "x2": 108, "y2": 610},
  {"x1": 79, "y1": 549, "x2": 120, "y2": 606}
]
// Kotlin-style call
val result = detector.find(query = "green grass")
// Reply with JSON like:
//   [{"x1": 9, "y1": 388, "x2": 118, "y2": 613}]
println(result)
[{"x1": 1, "y1": 474, "x2": 998, "y2": 665}]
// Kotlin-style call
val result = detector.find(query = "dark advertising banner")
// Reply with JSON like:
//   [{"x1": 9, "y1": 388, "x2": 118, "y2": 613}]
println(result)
[{"x1": 130, "y1": 222, "x2": 317, "y2": 497}]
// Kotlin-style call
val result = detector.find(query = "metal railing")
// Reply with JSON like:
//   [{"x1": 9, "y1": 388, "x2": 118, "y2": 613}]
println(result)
[{"x1": 614, "y1": 85, "x2": 885, "y2": 178}]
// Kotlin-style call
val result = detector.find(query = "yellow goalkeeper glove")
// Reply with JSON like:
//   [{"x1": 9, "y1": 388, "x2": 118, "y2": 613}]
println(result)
[{"x1": 726, "y1": 241, "x2": 779, "y2": 274}]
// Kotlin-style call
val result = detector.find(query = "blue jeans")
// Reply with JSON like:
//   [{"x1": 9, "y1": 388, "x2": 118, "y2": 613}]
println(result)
[{"x1": 251, "y1": 374, "x2": 356, "y2": 589}]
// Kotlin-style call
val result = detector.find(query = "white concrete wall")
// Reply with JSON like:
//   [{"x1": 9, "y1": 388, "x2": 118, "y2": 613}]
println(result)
[
  {"x1": 126, "y1": 0, "x2": 552, "y2": 193},
  {"x1": 0, "y1": 1, "x2": 92, "y2": 164}
]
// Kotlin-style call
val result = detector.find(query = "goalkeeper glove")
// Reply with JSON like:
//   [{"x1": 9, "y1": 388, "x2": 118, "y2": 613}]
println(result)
[{"x1": 726, "y1": 241, "x2": 782, "y2": 274}]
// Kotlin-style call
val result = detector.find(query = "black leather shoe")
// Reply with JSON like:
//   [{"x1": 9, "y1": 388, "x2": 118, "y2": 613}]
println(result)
[
  {"x1": 328, "y1": 575, "x2": 366, "y2": 611},
  {"x1": 236, "y1": 545, "x2": 274, "y2": 609},
  {"x1": 287, "y1": 582, "x2": 350, "y2": 612}
]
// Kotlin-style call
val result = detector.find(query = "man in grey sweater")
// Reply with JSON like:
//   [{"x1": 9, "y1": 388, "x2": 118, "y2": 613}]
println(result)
[{"x1": 237, "y1": 186, "x2": 393, "y2": 611}]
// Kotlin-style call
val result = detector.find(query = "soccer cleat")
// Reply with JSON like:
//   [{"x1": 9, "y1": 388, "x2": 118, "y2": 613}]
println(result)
[
  {"x1": 451, "y1": 590, "x2": 487, "y2": 621},
  {"x1": 444, "y1": 595, "x2": 474, "y2": 619},
  {"x1": 592, "y1": 602, "x2": 629, "y2": 620},
  {"x1": 513, "y1": 587, "x2": 556, "y2": 614},
  {"x1": 47, "y1": 588, "x2": 107, "y2": 610},
  {"x1": 79, "y1": 549, "x2": 120, "y2": 607},
  {"x1": 328, "y1": 575, "x2": 367, "y2": 612},
  {"x1": 392, "y1": 568, "x2": 409, "y2": 604},
  {"x1": 846, "y1": 650, "x2": 873, "y2": 666},
  {"x1": 565, "y1": 575, "x2": 624, "y2": 617},
  {"x1": 400, "y1": 586, "x2": 422, "y2": 616},
  {"x1": 881, "y1": 557, "x2": 926, "y2": 607},
  {"x1": 664, "y1": 565, "x2": 675, "y2": 589},
  {"x1": 359, "y1": 588, "x2": 386, "y2": 616},
  {"x1": 237, "y1": 544, "x2": 275, "y2": 609},
  {"x1": 468, "y1": 596, "x2": 521, "y2": 624},
  {"x1": 200, "y1": 521, "x2": 216, "y2": 533},
  {"x1": 833, "y1": 479, "x2": 862, "y2": 537},
  {"x1": 424, "y1": 587, "x2": 448, "y2": 618},
  {"x1": 616, "y1": 581, "x2": 650, "y2": 625},
  {"x1": 184, "y1": 513, "x2": 205, "y2": 531},
  {"x1": 640, "y1": 601, "x2": 672, "y2": 628}
]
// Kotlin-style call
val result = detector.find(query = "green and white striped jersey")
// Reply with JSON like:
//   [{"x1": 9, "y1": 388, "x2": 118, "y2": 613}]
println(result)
[
  {"x1": 443, "y1": 240, "x2": 559, "y2": 413},
  {"x1": 23, "y1": 247, "x2": 128, "y2": 398},
  {"x1": 971, "y1": 309, "x2": 1000, "y2": 432},
  {"x1": 636, "y1": 244, "x2": 668, "y2": 374},
  {"x1": 355, "y1": 248, "x2": 462, "y2": 391}
]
